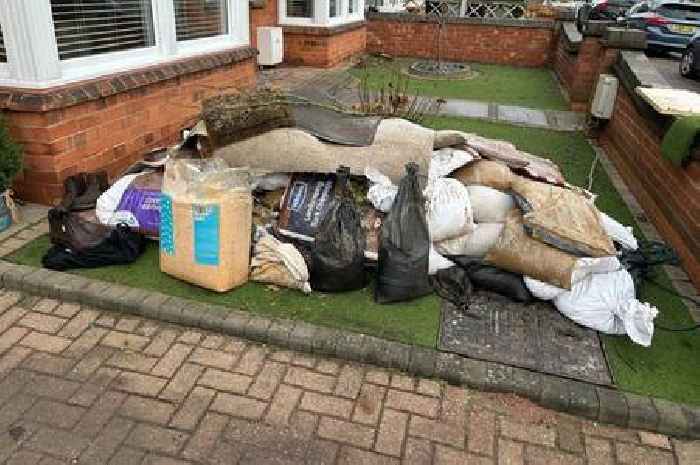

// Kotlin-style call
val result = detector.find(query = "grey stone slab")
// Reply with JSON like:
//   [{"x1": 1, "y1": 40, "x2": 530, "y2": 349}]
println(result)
[
  {"x1": 267, "y1": 319, "x2": 294, "y2": 347},
  {"x1": 654, "y1": 397, "x2": 689, "y2": 436},
  {"x1": 497, "y1": 105, "x2": 549, "y2": 127},
  {"x1": 434, "y1": 352, "x2": 464, "y2": 386},
  {"x1": 683, "y1": 405, "x2": 700, "y2": 437},
  {"x1": 597, "y1": 387, "x2": 629, "y2": 426},
  {"x1": 439, "y1": 99, "x2": 490, "y2": 119},
  {"x1": 407, "y1": 346, "x2": 437, "y2": 378},
  {"x1": 439, "y1": 296, "x2": 612, "y2": 386},
  {"x1": 546, "y1": 110, "x2": 587, "y2": 131},
  {"x1": 568, "y1": 381, "x2": 600, "y2": 420},
  {"x1": 626, "y1": 392, "x2": 659, "y2": 430},
  {"x1": 312, "y1": 327, "x2": 340, "y2": 356},
  {"x1": 287, "y1": 321, "x2": 317, "y2": 353},
  {"x1": 0, "y1": 204, "x2": 49, "y2": 243},
  {"x1": 244, "y1": 315, "x2": 272, "y2": 343}
]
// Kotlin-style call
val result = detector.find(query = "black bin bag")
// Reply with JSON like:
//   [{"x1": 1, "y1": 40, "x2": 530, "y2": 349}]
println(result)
[
  {"x1": 42, "y1": 223, "x2": 146, "y2": 271},
  {"x1": 375, "y1": 162, "x2": 432, "y2": 304},
  {"x1": 449, "y1": 256, "x2": 533, "y2": 303},
  {"x1": 310, "y1": 166, "x2": 367, "y2": 292},
  {"x1": 431, "y1": 267, "x2": 473, "y2": 310}
]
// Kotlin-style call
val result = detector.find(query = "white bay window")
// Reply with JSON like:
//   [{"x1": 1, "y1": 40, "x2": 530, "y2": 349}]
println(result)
[
  {"x1": 280, "y1": 0, "x2": 364, "y2": 26},
  {"x1": 0, "y1": 0, "x2": 249, "y2": 89}
]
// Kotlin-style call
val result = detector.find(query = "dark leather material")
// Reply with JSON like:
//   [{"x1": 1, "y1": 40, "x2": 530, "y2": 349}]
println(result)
[{"x1": 48, "y1": 208, "x2": 110, "y2": 252}]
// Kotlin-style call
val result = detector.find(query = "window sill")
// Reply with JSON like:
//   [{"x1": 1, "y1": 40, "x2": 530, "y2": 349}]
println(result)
[
  {"x1": 280, "y1": 19, "x2": 366, "y2": 35},
  {"x1": 0, "y1": 46, "x2": 258, "y2": 112}
]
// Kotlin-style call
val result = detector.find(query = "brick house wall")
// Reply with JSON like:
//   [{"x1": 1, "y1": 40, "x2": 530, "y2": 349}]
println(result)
[
  {"x1": 250, "y1": 0, "x2": 279, "y2": 49},
  {"x1": 599, "y1": 87, "x2": 700, "y2": 290},
  {"x1": 5, "y1": 49, "x2": 257, "y2": 205},
  {"x1": 284, "y1": 22, "x2": 367, "y2": 67},
  {"x1": 366, "y1": 14, "x2": 556, "y2": 67}
]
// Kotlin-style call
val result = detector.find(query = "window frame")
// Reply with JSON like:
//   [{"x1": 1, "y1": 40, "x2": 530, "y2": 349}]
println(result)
[
  {"x1": 0, "y1": 0, "x2": 249, "y2": 89},
  {"x1": 279, "y1": 0, "x2": 364, "y2": 27}
]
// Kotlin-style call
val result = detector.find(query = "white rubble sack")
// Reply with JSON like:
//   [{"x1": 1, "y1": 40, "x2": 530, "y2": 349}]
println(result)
[
  {"x1": 553, "y1": 269, "x2": 658, "y2": 347},
  {"x1": 251, "y1": 173, "x2": 291, "y2": 191},
  {"x1": 429, "y1": 148, "x2": 475, "y2": 179},
  {"x1": 366, "y1": 167, "x2": 398, "y2": 213},
  {"x1": 250, "y1": 232, "x2": 312, "y2": 294},
  {"x1": 429, "y1": 244, "x2": 455, "y2": 275},
  {"x1": 466, "y1": 185, "x2": 514, "y2": 223},
  {"x1": 524, "y1": 255, "x2": 623, "y2": 300},
  {"x1": 96, "y1": 173, "x2": 142, "y2": 227},
  {"x1": 599, "y1": 212, "x2": 638, "y2": 250},
  {"x1": 434, "y1": 223, "x2": 504, "y2": 258},
  {"x1": 425, "y1": 177, "x2": 474, "y2": 242}
]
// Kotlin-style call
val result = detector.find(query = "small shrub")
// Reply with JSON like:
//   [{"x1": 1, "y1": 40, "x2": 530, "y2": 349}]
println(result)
[
  {"x1": 0, "y1": 116, "x2": 22, "y2": 193},
  {"x1": 355, "y1": 59, "x2": 443, "y2": 124}
]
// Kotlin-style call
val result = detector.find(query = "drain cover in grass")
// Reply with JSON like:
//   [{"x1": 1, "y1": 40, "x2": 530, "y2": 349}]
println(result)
[{"x1": 439, "y1": 292, "x2": 613, "y2": 386}]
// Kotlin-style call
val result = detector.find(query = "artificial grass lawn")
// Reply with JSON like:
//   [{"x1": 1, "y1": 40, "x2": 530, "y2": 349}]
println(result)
[
  {"x1": 426, "y1": 117, "x2": 700, "y2": 406},
  {"x1": 349, "y1": 58, "x2": 568, "y2": 111},
  {"x1": 9, "y1": 236, "x2": 440, "y2": 348},
  {"x1": 9, "y1": 116, "x2": 699, "y2": 404}
]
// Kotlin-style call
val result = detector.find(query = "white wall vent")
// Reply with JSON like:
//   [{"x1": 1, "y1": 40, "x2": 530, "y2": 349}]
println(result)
[
  {"x1": 257, "y1": 27, "x2": 283, "y2": 66},
  {"x1": 591, "y1": 74, "x2": 619, "y2": 119}
]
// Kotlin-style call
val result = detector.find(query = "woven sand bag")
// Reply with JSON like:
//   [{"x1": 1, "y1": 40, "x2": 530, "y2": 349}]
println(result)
[
  {"x1": 160, "y1": 159, "x2": 252, "y2": 292},
  {"x1": 485, "y1": 210, "x2": 578, "y2": 289}
]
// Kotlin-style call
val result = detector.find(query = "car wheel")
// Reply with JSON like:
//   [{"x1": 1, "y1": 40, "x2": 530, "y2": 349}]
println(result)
[{"x1": 681, "y1": 49, "x2": 697, "y2": 78}]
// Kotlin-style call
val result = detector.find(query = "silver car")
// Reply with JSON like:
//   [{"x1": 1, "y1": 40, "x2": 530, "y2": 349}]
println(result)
[{"x1": 627, "y1": 0, "x2": 700, "y2": 54}]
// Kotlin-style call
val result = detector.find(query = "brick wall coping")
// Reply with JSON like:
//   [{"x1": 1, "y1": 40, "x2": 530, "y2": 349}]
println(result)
[
  {"x1": 561, "y1": 21, "x2": 583, "y2": 53},
  {"x1": 0, "y1": 257, "x2": 698, "y2": 439},
  {"x1": 613, "y1": 50, "x2": 672, "y2": 126},
  {"x1": 0, "y1": 46, "x2": 258, "y2": 113},
  {"x1": 281, "y1": 20, "x2": 366, "y2": 36},
  {"x1": 366, "y1": 12, "x2": 556, "y2": 29}
]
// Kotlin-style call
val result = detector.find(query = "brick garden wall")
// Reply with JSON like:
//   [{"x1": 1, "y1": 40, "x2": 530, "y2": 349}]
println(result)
[
  {"x1": 366, "y1": 14, "x2": 556, "y2": 67},
  {"x1": 599, "y1": 87, "x2": 700, "y2": 289},
  {"x1": 4, "y1": 48, "x2": 258, "y2": 205},
  {"x1": 553, "y1": 33, "x2": 618, "y2": 111},
  {"x1": 283, "y1": 22, "x2": 367, "y2": 68}
]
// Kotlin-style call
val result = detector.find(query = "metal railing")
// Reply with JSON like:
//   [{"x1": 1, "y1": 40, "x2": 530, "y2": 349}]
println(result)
[{"x1": 368, "y1": 0, "x2": 530, "y2": 19}]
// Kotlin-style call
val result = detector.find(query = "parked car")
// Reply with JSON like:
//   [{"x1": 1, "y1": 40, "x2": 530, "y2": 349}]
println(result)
[
  {"x1": 627, "y1": 1, "x2": 700, "y2": 54},
  {"x1": 680, "y1": 31, "x2": 700, "y2": 77},
  {"x1": 576, "y1": 0, "x2": 637, "y2": 33}
]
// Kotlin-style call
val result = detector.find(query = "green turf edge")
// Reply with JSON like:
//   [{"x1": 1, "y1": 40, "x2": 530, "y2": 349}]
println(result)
[{"x1": 7, "y1": 236, "x2": 440, "y2": 349}]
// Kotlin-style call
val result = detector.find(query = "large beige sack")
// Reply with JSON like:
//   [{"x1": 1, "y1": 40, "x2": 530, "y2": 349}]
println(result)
[
  {"x1": 434, "y1": 223, "x2": 504, "y2": 257},
  {"x1": 214, "y1": 118, "x2": 434, "y2": 182},
  {"x1": 452, "y1": 160, "x2": 513, "y2": 191},
  {"x1": 160, "y1": 159, "x2": 252, "y2": 292},
  {"x1": 485, "y1": 210, "x2": 578, "y2": 289},
  {"x1": 466, "y1": 185, "x2": 514, "y2": 223},
  {"x1": 511, "y1": 176, "x2": 615, "y2": 257}
]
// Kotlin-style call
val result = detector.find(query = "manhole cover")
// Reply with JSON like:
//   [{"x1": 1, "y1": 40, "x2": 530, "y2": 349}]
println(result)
[
  {"x1": 439, "y1": 292, "x2": 613, "y2": 386},
  {"x1": 406, "y1": 60, "x2": 476, "y2": 80}
]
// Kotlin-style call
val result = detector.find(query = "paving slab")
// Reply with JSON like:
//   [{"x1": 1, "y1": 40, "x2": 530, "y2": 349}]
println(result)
[
  {"x1": 498, "y1": 105, "x2": 550, "y2": 127},
  {"x1": 439, "y1": 294, "x2": 613, "y2": 386}
]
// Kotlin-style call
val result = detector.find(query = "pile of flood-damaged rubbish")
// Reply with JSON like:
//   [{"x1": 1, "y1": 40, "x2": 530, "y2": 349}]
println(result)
[{"x1": 43, "y1": 91, "x2": 660, "y2": 347}]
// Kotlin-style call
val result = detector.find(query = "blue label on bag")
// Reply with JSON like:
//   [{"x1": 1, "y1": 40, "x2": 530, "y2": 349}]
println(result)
[
  {"x1": 193, "y1": 204, "x2": 220, "y2": 266},
  {"x1": 160, "y1": 194, "x2": 175, "y2": 256}
]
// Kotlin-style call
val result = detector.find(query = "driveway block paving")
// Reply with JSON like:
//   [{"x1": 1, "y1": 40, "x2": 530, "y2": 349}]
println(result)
[{"x1": 0, "y1": 289, "x2": 697, "y2": 464}]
